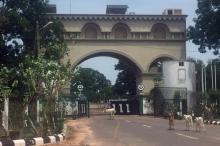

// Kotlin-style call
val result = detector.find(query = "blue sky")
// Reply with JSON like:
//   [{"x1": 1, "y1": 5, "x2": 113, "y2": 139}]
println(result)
[{"x1": 49, "y1": 0, "x2": 218, "y2": 84}]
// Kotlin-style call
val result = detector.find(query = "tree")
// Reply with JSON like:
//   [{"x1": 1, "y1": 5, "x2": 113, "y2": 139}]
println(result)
[
  {"x1": 0, "y1": 65, "x2": 16, "y2": 101},
  {"x1": 0, "y1": 0, "x2": 48, "y2": 65},
  {"x1": 187, "y1": 0, "x2": 220, "y2": 55},
  {"x1": 0, "y1": 0, "x2": 70, "y2": 137},
  {"x1": 0, "y1": 0, "x2": 67, "y2": 65},
  {"x1": 113, "y1": 59, "x2": 137, "y2": 96},
  {"x1": 13, "y1": 55, "x2": 71, "y2": 136},
  {"x1": 70, "y1": 67, "x2": 112, "y2": 102}
]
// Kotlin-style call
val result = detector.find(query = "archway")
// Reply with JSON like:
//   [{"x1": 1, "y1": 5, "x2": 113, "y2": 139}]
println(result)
[
  {"x1": 69, "y1": 51, "x2": 142, "y2": 116},
  {"x1": 148, "y1": 56, "x2": 175, "y2": 73},
  {"x1": 71, "y1": 51, "x2": 142, "y2": 98}
]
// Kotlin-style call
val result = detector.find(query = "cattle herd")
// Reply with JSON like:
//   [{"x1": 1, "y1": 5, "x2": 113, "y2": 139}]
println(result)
[
  {"x1": 104, "y1": 107, "x2": 205, "y2": 132},
  {"x1": 183, "y1": 114, "x2": 205, "y2": 132}
]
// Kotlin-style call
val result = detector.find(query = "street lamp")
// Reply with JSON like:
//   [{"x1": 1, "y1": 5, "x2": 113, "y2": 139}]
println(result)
[{"x1": 35, "y1": 21, "x2": 53, "y2": 57}]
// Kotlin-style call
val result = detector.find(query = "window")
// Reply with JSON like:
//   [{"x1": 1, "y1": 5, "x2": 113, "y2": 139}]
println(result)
[
  {"x1": 115, "y1": 26, "x2": 127, "y2": 39},
  {"x1": 151, "y1": 23, "x2": 169, "y2": 39},
  {"x1": 85, "y1": 27, "x2": 97, "y2": 39},
  {"x1": 179, "y1": 62, "x2": 184, "y2": 66},
  {"x1": 153, "y1": 27, "x2": 166, "y2": 39},
  {"x1": 178, "y1": 69, "x2": 186, "y2": 81},
  {"x1": 112, "y1": 23, "x2": 130, "y2": 39},
  {"x1": 168, "y1": 10, "x2": 173, "y2": 15}
]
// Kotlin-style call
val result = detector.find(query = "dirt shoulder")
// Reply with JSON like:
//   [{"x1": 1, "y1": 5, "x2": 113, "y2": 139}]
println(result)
[{"x1": 45, "y1": 118, "x2": 101, "y2": 146}]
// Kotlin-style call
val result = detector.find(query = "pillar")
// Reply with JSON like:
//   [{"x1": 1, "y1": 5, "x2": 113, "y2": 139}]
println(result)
[
  {"x1": 136, "y1": 73, "x2": 157, "y2": 95},
  {"x1": 2, "y1": 98, "x2": 9, "y2": 132}
]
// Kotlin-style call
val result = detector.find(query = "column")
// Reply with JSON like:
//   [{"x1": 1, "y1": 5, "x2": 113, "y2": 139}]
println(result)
[{"x1": 2, "y1": 98, "x2": 9, "y2": 132}]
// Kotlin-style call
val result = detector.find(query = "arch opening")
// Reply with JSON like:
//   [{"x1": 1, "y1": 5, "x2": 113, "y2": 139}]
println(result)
[
  {"x1": 81, "y1": 23, "x2": 101, "y2": 39},
  {"x1": 151, "y1": 23, "x2": 169, "y2": 39},
  {"x1": 112, "y1": 23, "x2": 130, "y2": 39},
  {"x1": 148, "y1": 57, "x2": 174, "y2": 73},
  {"x1": 70, "y1": 51, "x2": 142, "y2": 103}
]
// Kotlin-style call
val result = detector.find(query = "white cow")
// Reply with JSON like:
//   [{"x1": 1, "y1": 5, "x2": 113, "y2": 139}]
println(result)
[
  {"x1": 183, "y1": 115, "x2": 193, "y2": 131},
  {"x1": 104, "y1": 108, "x2": 116, "y2": 120},
  {"x1": 194, "y1": 117, "x2": 205, "y2": 132}
]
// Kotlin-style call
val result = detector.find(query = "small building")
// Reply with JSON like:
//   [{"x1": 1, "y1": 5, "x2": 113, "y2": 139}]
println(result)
[{"x1": 162, "y1": 60, "x2": 196, "y2": 113}]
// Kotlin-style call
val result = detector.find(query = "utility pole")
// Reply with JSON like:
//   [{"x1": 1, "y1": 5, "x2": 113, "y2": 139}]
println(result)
[
  {"x1": 35, "y1": 21, "x2": 40, "y2": 57},
  {"x1": 214, "y1": 62, "x2": 217, "y2": 90},
  {"x1": 202, "y1": 66, "x2": 204, "y2": 93},
  {"x1": 35, "y1": 21, "x2": 53, "y2": 122},
  {"x1": 204, "y1": 66, "x2": 207, "y2": 92},
  {"x1": 211, "y1": 60, "x2": 214, "y2": 89}
]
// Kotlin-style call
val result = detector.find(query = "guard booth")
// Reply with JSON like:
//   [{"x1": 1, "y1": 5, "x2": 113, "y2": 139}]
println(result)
[{"x1": 110, "y1": 99, "x2": 139, "y2": 115}]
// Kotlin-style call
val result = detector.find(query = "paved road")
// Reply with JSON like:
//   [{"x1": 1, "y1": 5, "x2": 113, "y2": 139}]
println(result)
[
  {"x1": 85, "y1": 115, "x2": 220, "y2": 146},
  {"x1": 53, "y1": 115, "x2": 220, "y2": 146}
]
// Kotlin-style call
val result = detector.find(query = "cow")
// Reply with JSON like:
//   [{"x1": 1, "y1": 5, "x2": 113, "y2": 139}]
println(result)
[
  {"x1": 168, "y1": 113, "x2": 175, "y2": 130},
  {"x1": 104, "y1": 108, "x2": 116, "y2": 120},
  {"x1": 183, "y1": 114, "x2": 193, "y2": 131},
  {"x1": 194, "y1": 117, "x2": 205, "y2": 132}
]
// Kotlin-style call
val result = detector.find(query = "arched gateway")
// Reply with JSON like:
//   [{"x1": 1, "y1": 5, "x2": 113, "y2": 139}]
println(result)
[{"x1": 47, "y1": 5, "x2": 186, "y2": 95}]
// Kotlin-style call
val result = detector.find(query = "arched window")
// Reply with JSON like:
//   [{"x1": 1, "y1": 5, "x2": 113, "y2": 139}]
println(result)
[
  {"x1": 82, "y1": 23, "x2": 101, "y2": 39},
  {"x1": 112, "y1": 23, "x2": 130, "y2": 39},
  {"x1": 115, "y1": 26, "x2": 127, "y2": 39},
  {"x1": 85, "y1": 27, "x2": 97, "y2": 39},
  {"x1": 151, "y1": 23, "x2": 169, "y2": 39},
  {"x1": 149, "y1": 57, "x2": 173, "y2": 73}
]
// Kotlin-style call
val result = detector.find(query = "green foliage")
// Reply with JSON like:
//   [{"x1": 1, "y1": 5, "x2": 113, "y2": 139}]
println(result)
[
  {"x1": 0, "y1": 0, "x2": 48, "y2": 65},
  {"x1": 187, "y1": 0, "x2": 220, "y2": 55},
  {"x1": 208, "y1": 90, "x2": 220, "y2": 103},
  {"x1": 150, "y1": 87, "x2": 165, "y2": 116},
  {"x1": 113, "y1": 59, "x2": 137, "y2": 96},
  {"x1": 0, "y1": 0, "x2": 70, "y2": 137},
  {"x1": 44, "y1": 42, "x2": 69, "y2": 61},
  {"x1": 0, "y1": 65, "x2": 17, "y2": 101},
  {"x1": 70, "y1": 67, "x2": 112, "y2": 102}
]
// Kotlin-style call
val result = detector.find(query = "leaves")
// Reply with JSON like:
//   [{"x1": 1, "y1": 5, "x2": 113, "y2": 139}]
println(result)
[
  {"x1": 70, "y1": 67, "x2": 112, "y2": 102},
  {"x1": 113, "y1": 59, "x2": 137, "y2": 96},
  {"x1": 0, "y1": 65, "x2": 16, "y2": 100},
  {"x1": 187, "y1": 0, "x2": 220, "y2": 55}
]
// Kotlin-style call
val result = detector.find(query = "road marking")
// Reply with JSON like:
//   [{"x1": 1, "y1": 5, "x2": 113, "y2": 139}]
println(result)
[
  {"x1": 175, "y1": 133, "x2": 199, "y2": 140},
  {"x1": 125, "y1": 120, "x2": 131, "y2": 123},
  {"x1": 211, "y1": 136, "x2": 220, "y2": 141},
  {"x1": 143, "y1": 124, "x2": 152, "y2": 128}
]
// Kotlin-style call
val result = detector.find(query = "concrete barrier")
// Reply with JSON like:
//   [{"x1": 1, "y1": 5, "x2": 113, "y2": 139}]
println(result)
[
  {"x1": 34, "y1": 137, "x2": 44, "y2": 145},
  {"x1": 13, "y1": 139, "x2": 25, "y2": 146},
  {"x1": 48, "y1": 136, "x2": 56, "y2": 144}
]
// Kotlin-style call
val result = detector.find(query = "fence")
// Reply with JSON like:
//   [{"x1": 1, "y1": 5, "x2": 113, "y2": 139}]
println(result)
[{"x1": 151, "y1": 87, "x2": 187, "y2": 116}]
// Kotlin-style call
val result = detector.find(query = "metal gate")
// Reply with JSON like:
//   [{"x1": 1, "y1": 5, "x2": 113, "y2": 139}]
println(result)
[
  {"x1": 151, "y1": 87, "x2": 187, "y2": 116},
  {"x1": 78, "y1": 100, "x2": 89, "y2": 117},
  {"x1": 110, "y1": 99, "x2": 140, "y2": 115}
]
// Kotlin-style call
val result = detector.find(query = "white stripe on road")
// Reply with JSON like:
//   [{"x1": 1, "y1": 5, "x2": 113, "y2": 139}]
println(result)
[
  {"x1": 143, "y1": 124, "x2": 152, "y2": 128},
  {"x1": 125, "y1": 120, "x2": 131, "y2": 123},
  {"x1": 175, "y1": 133, "x2": 199, "y2": 140},
  {"x1": 210, "y1": 136, "x2": 220, "y2": 141}
]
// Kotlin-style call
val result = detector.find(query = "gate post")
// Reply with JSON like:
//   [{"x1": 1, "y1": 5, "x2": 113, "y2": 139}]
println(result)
[
  {"x1": 87, "y1": 100, "x2": 90, "y2": 118},
  {"x1": 139, "y1": 94, "x2": 144, "y2": 115},
  {"x1": 137, "y1": 84, "x2": 145, "y2": 115}
]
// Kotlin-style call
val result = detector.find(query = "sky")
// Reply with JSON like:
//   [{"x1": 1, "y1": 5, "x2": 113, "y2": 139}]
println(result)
[{"x1": 49, "y1": 0, "x2": 218, "y2": 84}]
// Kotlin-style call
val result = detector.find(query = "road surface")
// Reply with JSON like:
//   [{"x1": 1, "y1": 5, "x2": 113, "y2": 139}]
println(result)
[{"x1": 51, "y1": 115, "x2": 220, "y2": 146}]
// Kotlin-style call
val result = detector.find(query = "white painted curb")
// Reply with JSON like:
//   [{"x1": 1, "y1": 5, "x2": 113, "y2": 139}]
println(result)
[
  {"x1": 33, "y1": 137, "x2": 44, "y2": 145},
  {"x1": 13, "y1": 139, "x2": 25, "y2": 146},
  {"x1": 48, "y1": 136, "x2": 56, "y2": 144},
  {"x1": 58, "y1": 134, "x2": 64, "y2": 141}
]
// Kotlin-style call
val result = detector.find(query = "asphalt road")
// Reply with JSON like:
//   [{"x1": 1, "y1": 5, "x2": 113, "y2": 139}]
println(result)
[{"x1": 85, "y1": 115, "x2": 220, "y2": 146}]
